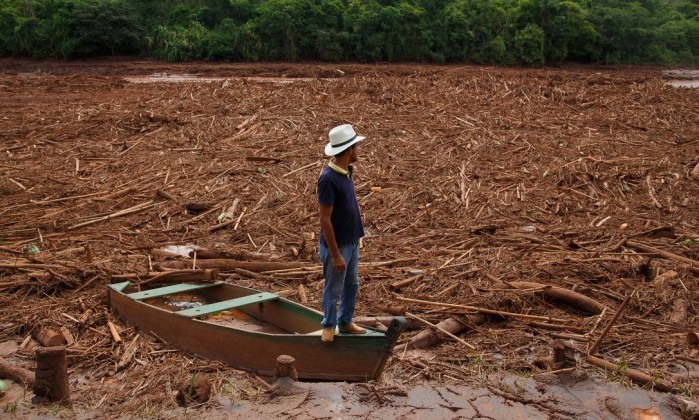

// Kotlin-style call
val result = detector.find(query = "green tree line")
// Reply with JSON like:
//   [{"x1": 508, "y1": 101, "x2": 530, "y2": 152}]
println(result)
[{"x1": 0, "y1": 0, "x2": 697, "y2": 64}]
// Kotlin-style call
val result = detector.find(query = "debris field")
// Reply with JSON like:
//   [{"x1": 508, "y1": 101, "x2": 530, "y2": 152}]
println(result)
[{"x1": 0, "y1": 59, "x2": 698, "y2": 416}]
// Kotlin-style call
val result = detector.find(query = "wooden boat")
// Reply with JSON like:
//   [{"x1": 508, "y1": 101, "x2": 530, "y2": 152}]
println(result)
[{"x1": 107, "y1": 281, "x2": 406, "y2": 381}]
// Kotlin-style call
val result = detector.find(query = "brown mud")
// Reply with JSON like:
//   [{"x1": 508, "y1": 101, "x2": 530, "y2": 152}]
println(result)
[{"x1": 0, "y1": 59, "x2": 698, "y2": 418}]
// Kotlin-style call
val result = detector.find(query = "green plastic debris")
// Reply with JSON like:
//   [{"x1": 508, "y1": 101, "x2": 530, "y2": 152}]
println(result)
[
  {"x1": 26, "y1": 244, "x2": 40, "y2": 255},
  {"x1": 257, "y1": 167, "x2": 264, "y2": 174},
  {"x1": 217, "y1": 212, "x2": 226, "y2": 222}
]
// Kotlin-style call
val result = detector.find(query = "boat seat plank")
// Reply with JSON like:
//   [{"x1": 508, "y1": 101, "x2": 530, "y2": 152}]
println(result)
[
  {"x1": 177, "y1": 292, "x2": 279, "y2": 318},
  {"x1": 127, "y1": 283, "x2": 217, "y2": 300}
]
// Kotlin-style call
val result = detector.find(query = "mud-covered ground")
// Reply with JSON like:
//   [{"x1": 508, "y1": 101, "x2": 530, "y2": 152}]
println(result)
[{"x1": 0, "y1": 59, "x2": 698, "y2": 418}]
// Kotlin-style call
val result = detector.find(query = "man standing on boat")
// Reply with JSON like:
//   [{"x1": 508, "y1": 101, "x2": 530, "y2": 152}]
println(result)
[{"x1": 317, "y1": 124, "x2": 367, "y2": 342}]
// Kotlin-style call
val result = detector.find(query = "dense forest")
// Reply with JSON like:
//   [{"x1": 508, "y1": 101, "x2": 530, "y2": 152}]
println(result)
[{"x1": 0, "y1": 0, "x2": 697, "y2": 64}]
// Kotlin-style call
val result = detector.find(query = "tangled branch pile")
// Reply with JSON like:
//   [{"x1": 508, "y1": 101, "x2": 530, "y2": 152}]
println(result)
[{"x1": 0, "y1": 61, "x2": 697, "y2": 415}]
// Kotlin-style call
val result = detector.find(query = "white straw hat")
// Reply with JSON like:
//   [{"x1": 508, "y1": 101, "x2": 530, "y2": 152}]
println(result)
[{"x1": 324, "y1": 124, "x2": 365, "y2": 156}]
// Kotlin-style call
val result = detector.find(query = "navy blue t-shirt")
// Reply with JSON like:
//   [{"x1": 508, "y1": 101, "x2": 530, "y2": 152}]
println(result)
[{"x1": 317, "y1": 165, "x2": 365, "y2": 247}]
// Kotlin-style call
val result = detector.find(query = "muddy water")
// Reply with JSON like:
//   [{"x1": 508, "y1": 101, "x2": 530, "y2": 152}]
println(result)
[
  {"x1": 663, "y1": 69, "x2": 699, "y2": 88},
  {"x1": 123, "y1": 73, "x2": 315, "y2": 84},
  {"x1": 193, "y1": 371, "x2": 695, "y2": 419}
]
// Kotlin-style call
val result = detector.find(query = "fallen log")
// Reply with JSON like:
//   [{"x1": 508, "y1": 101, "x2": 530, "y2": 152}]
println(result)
[
  {"x1": 67, "y1": 200, "x2": 157, "y2": 230},
  {"x1": 409, "y1": 314, "x2": 487, "y2": 349},
  {"x1": 670, "y1": 298, "x2": 688, "y2": 324},
  {"x1": 0, "y1": 356, "x2": 35, "y2": 386},
  {"x1": 111, "y1": 269, "x2": 214, "y2": 283},
  {"x1": 158, "y1": 259, "x2": 305, "y2": 272},
  {"x1": 406, "y1": 313, "x2": 475, "y2": 350},
  {"x1": 188, "y1": 250, "x2": 236, "y2": 259},
  {"x1": 585, "y1": 354, "x2": 676, "y2": 393},
  {"x1": 395, "y1": 296, "x2": 570, "y2": 323},
  {"x1": 588, "y1": 293, "x2": 632, "y2": 355},
  {"x1": 389, "y1": 275, "x2": 420, "y2": 291},
  {"x1": 528, "y1": 321, "x2": 585, "y2": 334},
  {"x1": 136, "y1": 269, "x2": 219, "y2": 287},
  {"x1": 688, "y1": 332, "x2": 698, "y2": 347},
  {"x1": 625, "y1": 240, "x2": 699, "y2": 268},
  {"x1": 34, "y1": 328, "x2": 67, "y2": 347},
  {"x1": 185, "y1": 202, "x2": 215, "y2": 214},
  {"x1": 377, "y1": 304, "x2": 406, "y2": 316},
  {"x1": 297, "y1": 284, "x2": 308, "y2": 304},
  {"x1": 355, "y1": 316, "x2": 421, "y2": 330},
  {"x1": 494, "y1": 281, "x2": 605, "y2": 315}
]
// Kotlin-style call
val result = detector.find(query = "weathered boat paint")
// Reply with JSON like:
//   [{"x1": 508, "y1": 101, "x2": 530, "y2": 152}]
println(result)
[{"x1": 107, "y1": 282, "x2": 405, "y2": 381}]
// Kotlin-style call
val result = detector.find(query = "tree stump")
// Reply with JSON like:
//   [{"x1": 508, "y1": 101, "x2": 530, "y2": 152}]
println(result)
[
  {"x1": 176, "y1": 374, "x2": 210, "y2": 407},
  {"x1": 33, "y1": 346, "x2": 70, "y2": 404}
]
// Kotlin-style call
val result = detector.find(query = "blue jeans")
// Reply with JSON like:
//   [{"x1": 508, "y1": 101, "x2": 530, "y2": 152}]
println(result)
[{"x1": 319, "y1": 241, "x2": 359, "y2": 329}]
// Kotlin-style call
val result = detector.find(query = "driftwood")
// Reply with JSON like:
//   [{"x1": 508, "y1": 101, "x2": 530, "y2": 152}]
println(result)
[
  {"x1": 188, "y1": 250, "x2": 237, "y2": 259},
  {"x1": 0, "y1": 356, "x2": 35, "y2": 386},
  {"x1": 528, "y1": 321, "x2": 585, "y2": 334},
  {"x1": 626, "y1": 240, "x2": 699, "y2": 268},
  {"x1": 494, "y1": 281, "x2": 605, "y2": 315},
  {"x1": 409, "y1": 315, "x2": 487, "y2": 349},
  {"x1": 585, "y1": 354, "x2": 676, "y2": 393},
  {"x1": 588, "y1": 293, "x2": 632, "y2": 355},
  {"x1": 158, "y1": 259, "x2": 305, "y2": 272},
  {"x1": 34, "y1": 328, "x2": 67, "y2": 347},
  {"x1": 395, "y1": 296, "x2": 570, "y2": 323},
  {"x1": 653, "y1": 269, "x2": 678, "y2": 285},
  {"x1": 185, "y1": 202, "x2": 215, "y2": 213},
  {"x1": 406, "y1": 313, "x2": 475, "y2": 350},
  {"x1": 670, "y1": 299, "x2": 688, "y2": 324},
  {"x1": 112, "y1": 269, "x2": 218, "y2": 282},
  {"x1": 136, "y1": 269, "x2": 219, "y2": 287},
  {"x1": 355, "y1": 316, "x2": 421, "y2": 330},
  {"x1": 377, "y1": 304, "x2": 406, "y2": 316},
  {"x1": 389, "y1": 275, "x2": 420, "y2": 291},
  {"x1": 107, "y1": 321, "x2": 122, "y2": 343},
  {"x1": 297, "y1": 284, "x2": 308, "y2": 304},
  {"x1": 688, "y1": 332, "x2": 698, "y2": 347}
]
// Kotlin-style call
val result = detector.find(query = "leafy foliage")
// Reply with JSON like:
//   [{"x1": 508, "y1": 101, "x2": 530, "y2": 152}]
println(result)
[{"x1": 0, "y1": 0, "x2": 696, "y2": 64}]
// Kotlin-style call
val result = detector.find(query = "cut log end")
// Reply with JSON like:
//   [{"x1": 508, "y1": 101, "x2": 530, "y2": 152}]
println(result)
[
  {"x1": 34, "y1": 328, "x2": 67, "y2": 348},
  {"x1": 688, "y1": 332, "x2": 699, "y2": 347}
]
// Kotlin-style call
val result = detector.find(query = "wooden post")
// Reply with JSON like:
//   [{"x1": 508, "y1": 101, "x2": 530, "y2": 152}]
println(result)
[
  {"x1": 274, "y1": 355, "x2": 298, "y2": 381},
  {"x1": 33, "y1": 346, "x2": 70, "y2": 404},
  {"x1": 269, "y1": 355, "x2": 304, "y2": 397}
]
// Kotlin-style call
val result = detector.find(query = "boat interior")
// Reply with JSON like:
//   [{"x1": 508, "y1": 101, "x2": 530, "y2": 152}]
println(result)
[{"x1": 112, "y1": 281, "x2": 383, "y2": 336}]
